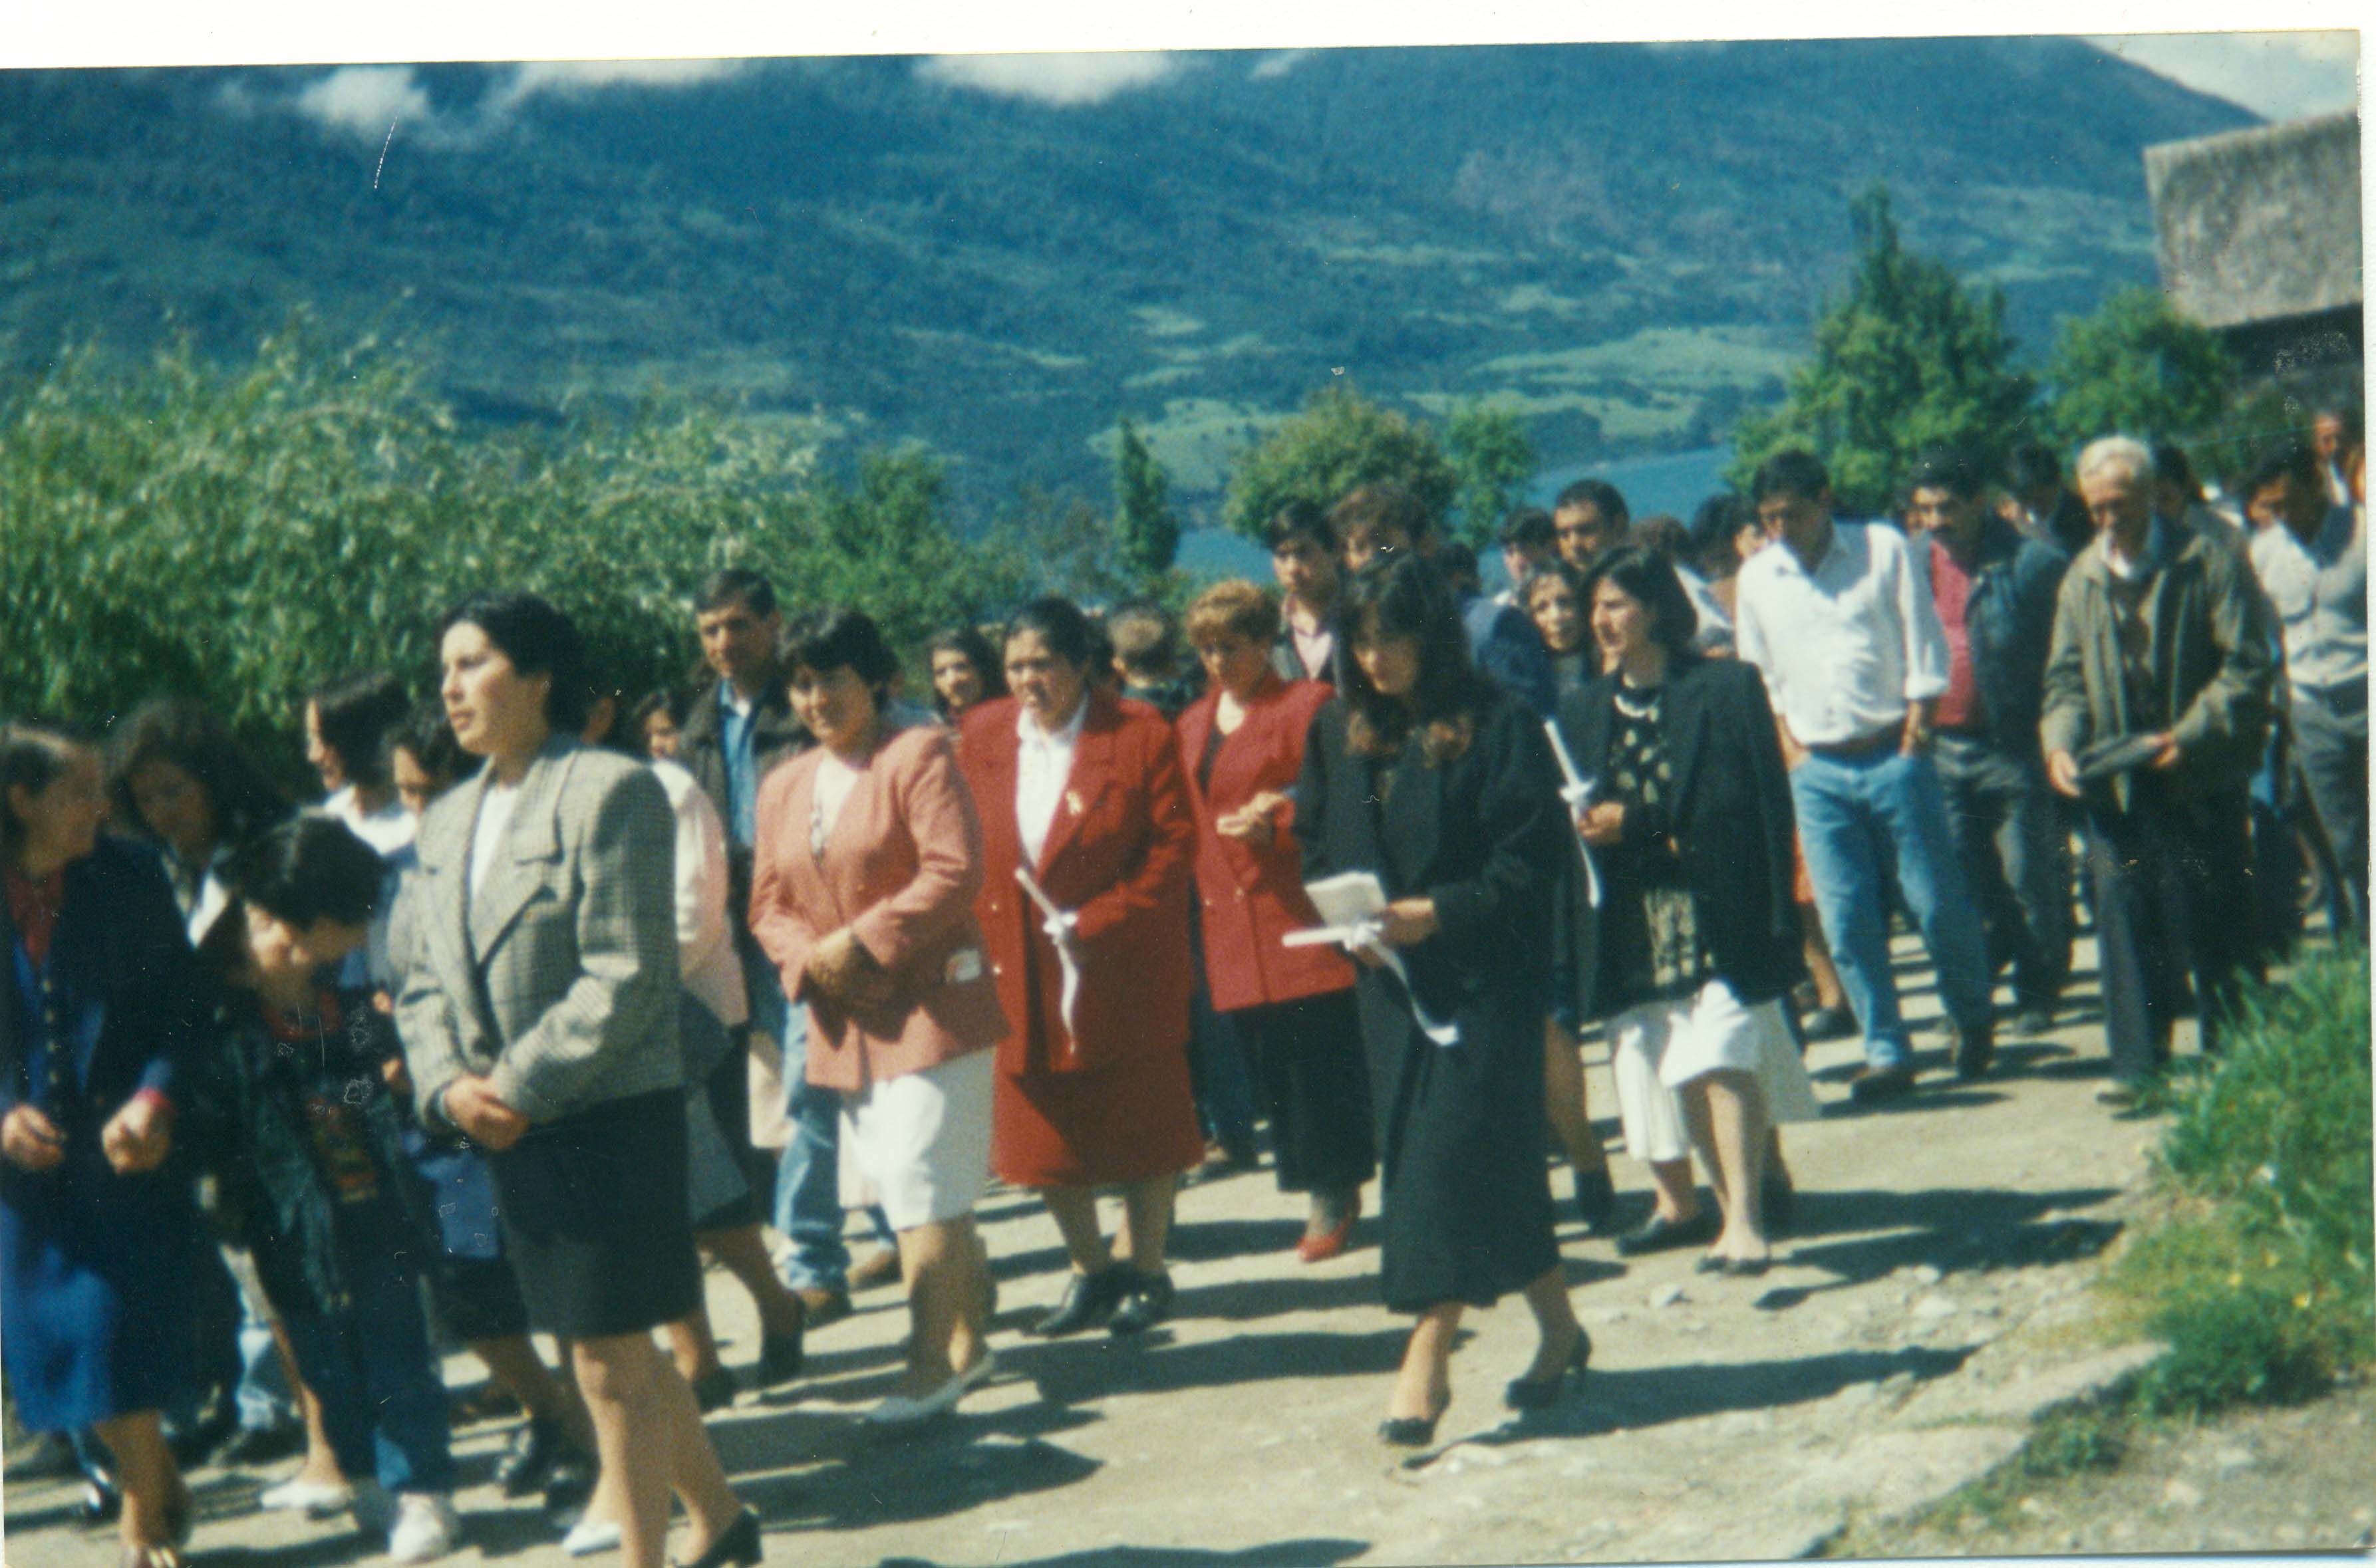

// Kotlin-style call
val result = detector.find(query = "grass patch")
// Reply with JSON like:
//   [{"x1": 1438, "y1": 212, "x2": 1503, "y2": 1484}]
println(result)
[{"x1": 2105, "y1": 948, "x2": 2373, "y2": 1416}]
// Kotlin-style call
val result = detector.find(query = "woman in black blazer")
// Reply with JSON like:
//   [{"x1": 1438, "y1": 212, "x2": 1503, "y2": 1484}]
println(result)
[
  {"x1": 1296, "y1": 557, "x2": 1588, "y2": 1448},
  {"x1": 1555, "y1": 547, "x2": 1819, "y2": 1276}
]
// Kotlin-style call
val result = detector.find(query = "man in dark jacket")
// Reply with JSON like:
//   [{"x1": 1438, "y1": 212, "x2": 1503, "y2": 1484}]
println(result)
[
  {"x1": 2041, "y1": 438, "x2": 2279, "y2": 1101},
  {"x1": 1906, "y1": 448, "x2": 2073, "y2": 1035},
  {"x1": 674, "y1": 570, "x2": 852, "y2": 1319}
]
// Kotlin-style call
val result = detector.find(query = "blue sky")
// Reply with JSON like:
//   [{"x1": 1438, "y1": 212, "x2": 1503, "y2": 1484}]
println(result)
[{"x1": 2090, "y1": 30, "x2": 2357, "y2": 120}]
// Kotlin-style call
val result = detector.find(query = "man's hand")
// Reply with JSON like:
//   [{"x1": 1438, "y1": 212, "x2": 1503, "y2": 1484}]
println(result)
[
  {"x1": 2146, "y1": 731, "x2": 2182, "y2": 771},
  {"x1": 100, "y1": 1095, "x2": 172, "y2": 1174},
  {"x1": 1378, "y1": 898, "x2": 1439, "y2": 949},
  {"x1": 1, "y1": 1103, "x2": 66, "y2": 1173},
  {"x1": 1899, "y1": 709, "x2": 1933, "y2": 757},
  {"x1": 1578, "y1": 801, "x2": 1626, "y2": 847},
  {"x1": 442, "y1": 1075, "x2": 528, "y2": 1152},
  {"x1": 2046, "y1": 749, "x2": 2083, "y2": 799},
  {"x1": 1778, "y1": 723, "x2": 1811, "y2": 773}
]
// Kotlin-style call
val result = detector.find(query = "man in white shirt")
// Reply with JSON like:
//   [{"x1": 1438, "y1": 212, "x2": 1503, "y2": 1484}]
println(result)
[
  {"x1": 1734, "y1": 450, "x2": 1998, "y2": 1097},
  {"x1": 2244, "y1": 438, "x2": 2367, "y2": 930}
]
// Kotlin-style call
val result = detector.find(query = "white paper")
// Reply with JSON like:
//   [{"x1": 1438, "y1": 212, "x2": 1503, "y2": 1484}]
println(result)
[
  {"x1": 1014, "y1": 866, "x2": 1082, "y2": 1037},
  {"x1": 1543, "y1": 720, "x2": 1604, "y2": 909},
  {"x1": 1284, "y1": 873, "x2": 1461, "y2": 1047}
]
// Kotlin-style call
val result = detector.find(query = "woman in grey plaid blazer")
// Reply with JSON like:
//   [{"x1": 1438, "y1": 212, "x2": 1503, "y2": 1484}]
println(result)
[{"x1": 395, "y1": 592, "x2": 758, "y2": 1568}]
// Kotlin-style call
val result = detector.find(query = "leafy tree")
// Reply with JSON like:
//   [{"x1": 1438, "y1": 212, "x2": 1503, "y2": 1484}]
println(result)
[
  {"x1": 1443, "y1": 400, "x2": 1538, "y2": 546},
  {"x1": 2043, "y1": 286, "x2": 2236, "y2": 448},
  {"x1": 1729, "y1": 186, "x2": 2037, "y2": 515},
  {"x1": 1112, "y1": 417, "x2": 1181, "y2": 580},
  {"x1": 1222, "y1": 383, "x2": 1457, "y2": 539}
]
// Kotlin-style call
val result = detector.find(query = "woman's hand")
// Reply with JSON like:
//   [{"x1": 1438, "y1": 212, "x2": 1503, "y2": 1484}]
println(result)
[
  {"x1": 100, "y1": 1095, "x2": 172, "y2": 1174},
  {"x1": 443, "y1": 1075, "x2": 528, "y2": 1152},
  {"x1": 1, "y1": 1103, "x2": 67, "y2": 1173},
  {"x1": 1215, "y1": 791, "x2": 1285, "y2": 847},
  {"x1": 1378, "y1": 898, "x2": 1439, "y2": 948},
  {"x1": 1578, "y1": 801, "x2": 1626, "y2": 847},
  {"x1": 805, "y1": 928, "x2": 895, "y2": 1011}
]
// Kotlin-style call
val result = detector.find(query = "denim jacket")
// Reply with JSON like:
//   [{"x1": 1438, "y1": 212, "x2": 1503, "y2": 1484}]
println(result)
[{"x1": 1936, "y1": 517, "x2": 2069, "y2": 761}]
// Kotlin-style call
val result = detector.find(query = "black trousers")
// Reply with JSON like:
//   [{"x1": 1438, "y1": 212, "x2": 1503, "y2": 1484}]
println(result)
[
  {"x1": 1229, "y1": 989, "x2": 1377, "y2": 1195},
  {"x1": 2085, "y1": 781, "x2": 2262, "y2": 1082}
]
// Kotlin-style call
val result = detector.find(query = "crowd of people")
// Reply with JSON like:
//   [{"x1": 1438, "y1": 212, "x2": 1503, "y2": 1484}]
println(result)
[{"x1": 3, "y1": 404, "x2": 2364, "y2": 1568}]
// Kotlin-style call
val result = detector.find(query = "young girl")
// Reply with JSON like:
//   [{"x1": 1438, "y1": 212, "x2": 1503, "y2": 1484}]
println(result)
[{"x1": 189, "y1": 817, "x2": 458, "y2": 1563}]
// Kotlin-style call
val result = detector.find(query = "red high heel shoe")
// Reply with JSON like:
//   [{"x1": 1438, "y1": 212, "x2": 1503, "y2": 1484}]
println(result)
[{"x1": 1296, "y1": 1190, "x2": 1361, "y2": 1263}]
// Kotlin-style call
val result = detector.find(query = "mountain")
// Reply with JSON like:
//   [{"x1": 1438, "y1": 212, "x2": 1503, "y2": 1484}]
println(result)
[{"x1": 0, "y1": 41, "x2": 2256, "y2": 519}]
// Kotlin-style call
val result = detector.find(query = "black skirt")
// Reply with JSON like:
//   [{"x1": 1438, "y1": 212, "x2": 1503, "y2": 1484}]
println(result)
[{"x1": 488, "y1": 1090, "x2": 704, "y2": 1339}]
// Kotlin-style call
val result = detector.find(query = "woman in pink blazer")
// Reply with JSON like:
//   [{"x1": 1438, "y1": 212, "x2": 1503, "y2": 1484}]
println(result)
[
  {"x1": 750, "y1": 610, "x2": 1007, "y2": 1428},
  {"x1": 1176, "y1": 581, "x2": 1376, "y2": 1262}
]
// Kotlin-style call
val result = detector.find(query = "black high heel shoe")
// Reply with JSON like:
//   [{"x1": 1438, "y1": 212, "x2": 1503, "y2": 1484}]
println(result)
[
  {"x1": 674, "y1": 1507, "x2": 762, "y2": 1568},
  {"x1": 1030, "y1": 1263, "x2": 1132, "y2": 1337},
  {"x1": 1503, "y1": 1329, "x2": 1592, "y2": 1410},
  {"x1": 1377, "y1": 1413, "x2": 1439, "y2": 1448}
]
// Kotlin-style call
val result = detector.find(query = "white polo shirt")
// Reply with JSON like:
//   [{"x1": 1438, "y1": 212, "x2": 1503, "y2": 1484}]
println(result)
[{"x1": 1734, "y1": 520, "x2": 1950, "y2": 747}]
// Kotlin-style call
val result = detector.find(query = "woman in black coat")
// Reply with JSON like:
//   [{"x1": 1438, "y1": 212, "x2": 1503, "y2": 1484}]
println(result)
[
  {"x1": 1554, "y1": 547, "x2": 1818, "y2": 1275},
  {"x1": 1296, "y1": 557, "x2": 1588, "y2": 1448}
]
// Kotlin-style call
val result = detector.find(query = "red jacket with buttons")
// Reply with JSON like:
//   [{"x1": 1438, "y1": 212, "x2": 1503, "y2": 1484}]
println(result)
[
  {"x1": 957, "y1": 690, "x2": 1195, "y2": 1075},
  {"x1": 1175, "y1": 674, "x2": 1356, "y2": 1013}
]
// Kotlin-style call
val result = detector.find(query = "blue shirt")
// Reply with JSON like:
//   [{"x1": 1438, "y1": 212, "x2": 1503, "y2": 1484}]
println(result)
[{"x1": 718, "y1": 686, "x2": 760, "y2": 849}]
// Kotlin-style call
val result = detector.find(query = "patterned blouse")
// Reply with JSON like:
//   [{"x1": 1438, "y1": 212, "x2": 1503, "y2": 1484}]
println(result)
[{"x1": 1598, "y1": 682, "x2": 1715, "y2": 1011}]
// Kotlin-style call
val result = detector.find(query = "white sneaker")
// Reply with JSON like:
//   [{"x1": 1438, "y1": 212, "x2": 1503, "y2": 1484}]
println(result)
[
  {"x1": 562, "y1": 1514, "x2": 623, "y2": 1556},
  {"x1": 387, "y1": 1492, "x2": 459, "y2": 1564},
  {"x1": 258, "y1": 1475, "x2": 355, "y2": 1516}
]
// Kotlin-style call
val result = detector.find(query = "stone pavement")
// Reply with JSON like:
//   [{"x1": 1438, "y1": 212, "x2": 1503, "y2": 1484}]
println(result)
[{"x1": 4, "y1": 928, "x2": 2182, "y2": 1567}]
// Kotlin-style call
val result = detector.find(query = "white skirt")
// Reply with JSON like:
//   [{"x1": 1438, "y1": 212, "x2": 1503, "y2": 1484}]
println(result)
[
  {"x1": 836, "y1": 1049, "x2": 996, "y2": 1232},
  {"x1": 1609, "y1": 980, "x2": 1823, "y2": 1165}
]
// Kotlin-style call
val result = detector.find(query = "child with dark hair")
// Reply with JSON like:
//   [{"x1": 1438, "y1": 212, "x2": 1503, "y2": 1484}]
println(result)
[
  {"x1": 305, "y1": 674, "x2": 414, "y2": 857},
  {"x1": 185, "y1": 817, "x2": 460, "y2": 1563}
]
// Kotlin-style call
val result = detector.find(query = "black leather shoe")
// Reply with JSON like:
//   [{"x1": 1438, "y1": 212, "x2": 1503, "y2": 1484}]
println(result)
[
  {"x1": 214, "y1": 1424, "x2": 303, "y2": 1468},
  {"x1": 1952, "y1": 1022, "x2": 1996, "y2": 1081},
  {"x1": 691, "y1": 1369, "x2": 738, "y2": 1414},
  {"x1": 1614, "y1": 1209, "x2": 1717, "y2": 1257},
  {"x1": 1849, "y1": 1063, "x2": 1918, "y2": 1103},
  {"x1": 754, "y1": 1307, "x2": 806, "y2": 1388},
  {"x1": 541, "y1": 1445, "x2": 596, "y2": 1510},
  {"x1": 672, "y1": 1507, "x2": 762, "y2": 1568},
  {"x1": 1573, "y1": 1166, "x2": 1619, "y2": 1236},
  {"x1": 1030, "y1": 1264, "x2": 1131, "y2": 1337},
  {"x1": 494, "y1": 1416, "x2": 565, "y2": 1498},
  {"x1": 1107, "y1": 1270, "x2": 1175, "y2": 1335},
  {"x1": 1503, "y1": 1329, "x2": 1590, "y2": 1410},
  {"x1": 1801, "y1": 1004, "x2": 1857, "y2": 1042},
  {"x1": 1377, "y1": 1414, "x2": 1439, "y2": 1448},
  {"x1": 77, "y1": 1471, "x2": 122, "y2": 1526}
]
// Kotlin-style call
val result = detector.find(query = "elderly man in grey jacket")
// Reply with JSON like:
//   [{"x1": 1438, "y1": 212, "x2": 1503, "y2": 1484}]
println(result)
[{"x1": 2040, "y1": 437, "x2": 2280, "y2": 1102}]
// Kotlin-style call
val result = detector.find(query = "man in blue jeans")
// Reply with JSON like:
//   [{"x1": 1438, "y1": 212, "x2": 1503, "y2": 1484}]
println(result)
[
  {"x1": 673, "y1": 569, "x2": 853, "y2": 1320},
  {"x1": 1735, "y1": 450, "x2": 1998, "y2": 1099}
]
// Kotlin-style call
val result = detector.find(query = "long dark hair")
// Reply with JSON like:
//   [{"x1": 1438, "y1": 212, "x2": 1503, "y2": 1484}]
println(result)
[
  {"x1": 108, "y1": 696, "x2": 292, "y2": 856},
  {"x1": 308, "y1": 672, "x2": 410, "y2": 792},
  {"x1": 1580, "y1": 545, "x2": 1702, "y2": 665},
  {"x1": 1333, "y1": 556, "x2": 1489, "y2": 764}
]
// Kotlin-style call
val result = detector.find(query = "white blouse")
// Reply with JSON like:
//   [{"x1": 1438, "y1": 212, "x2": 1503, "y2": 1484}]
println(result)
[{"x1": 1014, "y1": 698, "x2": 1088, "y2": 868}]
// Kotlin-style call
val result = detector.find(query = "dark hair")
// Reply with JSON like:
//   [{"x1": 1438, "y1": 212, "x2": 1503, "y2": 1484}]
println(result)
[
  {"x1": 784, "y1": 607, "x2": 901, "y2": 698},
  {"x1": 1688, "y1": 494, "x2": 1753, "y2": 578},
  {"x1": 1906, "y1": 446, "x2": 1984, "y2": 501},
  {"x1": 382, "y1": 699, "x2": 467, "y2": 789},
  {"x1": 2004, "y1": 442, "x2": 2066, "y2": 498},
  {"x1": 628, "y1": 687, "x2": 686, "y2": 739},
  {"x1": 1435, "y1": 539, "x2": 1481, "y2": 591},
  {"x1": 1262, "y1": 499, "x2": 1334, "y2": 554},
  {"x1": 1327, "y1": 483, "x2": 1437, "y2": 551},
  {"x1": 1005, "y1": 596, "x2": 1101, "y2": 670},
  {"x1": 1582, "y1": 545, "x2": 1700, "y2": 663},
  {"x1": 1553, "y1": 478, "x2": 1630, "y2": 529},
  {"x1": 1750, "y1": 450, "x2": 1831, "y2": 506},
  {"x1": 222, "y1": 817, "x2": 387, "y2": 936},
  {"x1": 1, "y1": 719, "x2": 91, "y2": 866},
  {"x1": 1630, "y1": 513, "x2": 1691, "y2": 561},
  {"x1": 2242, "y1": 437, "x2": 2322, "y2": 499},
  {"x1": 2153, "y1": 442, "x2": 2206, "y2": 505},
  {"x1": 924, "y1": 626, "x2": 1008, "y2": 717},
  {"x1": 308, "y1": 671, "x2": 410, "y2": 792},
  {"x1": 1334, "y1": 556, "x2": 1489, "y2": 763},
  {"x1": 439, "y1": 590, "x2": 590, "y2": 731},
  {"x1": 1519, "y1": 561, "x2": 1588, "y2": 653},
  {"x1": 695, "y1": 568, "x2": 778, "y2": 619},
  {"x1": 1497, "y1": 506, "x2": 1557, "y2": 549},
  {"x1": 108, "y1": 697, "x2": 291, "y2": 854}
]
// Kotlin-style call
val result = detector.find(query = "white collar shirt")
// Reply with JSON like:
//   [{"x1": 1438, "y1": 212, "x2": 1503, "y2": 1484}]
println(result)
[
  {"x1": 1733, "y1": 519, "x2": 1950, "y2": 746},
  {"x1": 2250, "y1": 506, "x2": 2367, "y2": 692},
  {"x1": 1015, "y1": 698, "x2": 1090, "y2": 869}
]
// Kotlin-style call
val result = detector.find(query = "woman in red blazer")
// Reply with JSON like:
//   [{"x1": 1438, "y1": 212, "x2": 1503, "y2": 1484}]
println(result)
[
  {"x1": 956, "y1": 597, "x2": 1202, "y2": 1338},
  {"x1": 750, "y1": 610, "x2": 1008, "y2": 1428},
  {"x1": 1177, "y1": 582, "x2": 1376, "y2": 1261}
]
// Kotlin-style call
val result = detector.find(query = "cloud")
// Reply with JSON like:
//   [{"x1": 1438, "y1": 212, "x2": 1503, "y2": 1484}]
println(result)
[
  {"x1": 484, "y1": 57, "x2": 748, "y2": 115},
  {"x1": 1250, "y1": 49, "x2": 1310, "y2": 80},
  {"x1": 2089, "y1": 31, "x2": 2359, "y2": 121},
  {"x1": 917, "y1": 51, "x2": 1181, "y2": 106},
  {"x1": 293, "y1": 65, "x2": 433, "y2": 140}
]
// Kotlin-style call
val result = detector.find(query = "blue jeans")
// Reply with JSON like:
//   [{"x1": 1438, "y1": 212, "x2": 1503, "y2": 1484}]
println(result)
[
  {"x1": 748, "y1": 955, "x2": 847, "y2": 1293},
  {"x1": 278, "y1": 1230, "x2": 454, "y2": 1496},
  {"x1": 1789, "y1": 748, "x2": 1996, "y2": 1069},
  {"x1": 232, "y1": 1273, "x2": 297, "y2": 1433}
]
